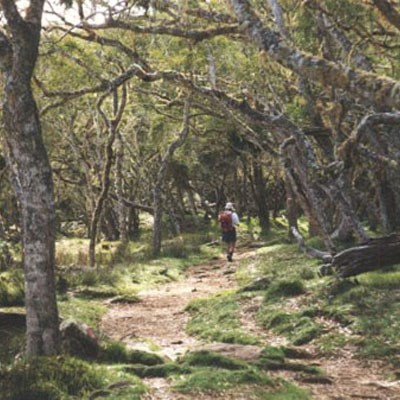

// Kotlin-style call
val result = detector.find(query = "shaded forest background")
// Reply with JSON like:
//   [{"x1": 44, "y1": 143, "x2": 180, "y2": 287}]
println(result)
[
  {"x1": 1, "y1": 2, "x2": 400, "y2": 399},
  {"x1": 3, "y1": 0, "x2": 400, "y2": 252}
]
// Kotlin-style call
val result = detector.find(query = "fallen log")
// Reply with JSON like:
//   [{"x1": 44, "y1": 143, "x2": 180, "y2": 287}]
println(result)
[
  {"x1": 320, "y1": 234, "x2": 400, "y2": 278},
  {"x1": 291, "y1": 227, "x2": 400, "y2": 278}
]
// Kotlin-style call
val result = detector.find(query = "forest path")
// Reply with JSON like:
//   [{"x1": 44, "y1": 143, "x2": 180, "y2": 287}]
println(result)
[{"x1": 100, "y1": 249, "x2": 400, "y2": 400}]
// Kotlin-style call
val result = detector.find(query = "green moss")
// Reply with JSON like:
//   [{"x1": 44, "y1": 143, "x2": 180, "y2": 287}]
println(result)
[
  {"x1": 100, "y1": 340, "x2": 164, "y2": 365},
  {"x1": 126, "y1": 362, "x2": 190, "y2": 378},
  {"x1": 180, "y1": 350, "x2": 247, "y2": 370},
  {"x1": 172, "y1": 367, "x2": 272, "y2": 393}
]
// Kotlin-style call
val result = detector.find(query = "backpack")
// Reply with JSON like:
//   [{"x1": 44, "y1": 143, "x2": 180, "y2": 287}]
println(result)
[{"x1": 219, "y1": 211, "x2": 233, "y2": 233}]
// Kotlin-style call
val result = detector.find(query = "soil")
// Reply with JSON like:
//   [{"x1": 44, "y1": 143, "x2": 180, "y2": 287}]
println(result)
[{"x1": 101, "y1": 250, "x2": 400, "y2": 400}]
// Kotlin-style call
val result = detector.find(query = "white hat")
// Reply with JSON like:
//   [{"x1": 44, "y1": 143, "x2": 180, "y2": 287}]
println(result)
[{"x1": 225, "y1": 202, "x2": 234, "y2": 210}]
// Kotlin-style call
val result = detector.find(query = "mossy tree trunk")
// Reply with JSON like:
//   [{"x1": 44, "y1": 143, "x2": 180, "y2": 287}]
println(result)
[{"x1": 0, "y1": 0, "x2": 60, "y2": 356}]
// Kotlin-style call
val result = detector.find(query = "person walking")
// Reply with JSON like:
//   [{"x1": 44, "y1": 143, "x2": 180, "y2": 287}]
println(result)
[{"x1": 218, "y1": 202, "x2": 240, "y2": 262}]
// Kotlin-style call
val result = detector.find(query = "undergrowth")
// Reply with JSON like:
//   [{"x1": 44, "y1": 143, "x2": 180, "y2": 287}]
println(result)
[
  {"x1": 234, "y1": 239, "x2": 400, "y2": 367},
  {"x1": 0, "y1": 271, "x2": 25, "y2": 307},
  {"x1": 0, "y1": 356, "x2": 146, "y2": 400}
]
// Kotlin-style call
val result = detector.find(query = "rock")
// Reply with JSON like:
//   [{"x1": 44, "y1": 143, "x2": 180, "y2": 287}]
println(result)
[{"x1": 60, "y1": 319, "x2": 100, "y2": 359}]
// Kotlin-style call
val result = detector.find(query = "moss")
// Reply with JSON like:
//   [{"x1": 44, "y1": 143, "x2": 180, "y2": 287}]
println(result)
[
  {"x1": 180, "y1": 350, "x2": 247, "y2": 370},
  {"x1": 185, "y1": 292, "x2": 259, "y2": 345},
  {"x1": 126, "y1": 362, "x2": 190, "y2": 378},
  {"x1": 172, "y1": 367, "x2": 272, "y2": 393},
  {"x1": 99, "y1": 340, "x2": 164, "y2": 365}
]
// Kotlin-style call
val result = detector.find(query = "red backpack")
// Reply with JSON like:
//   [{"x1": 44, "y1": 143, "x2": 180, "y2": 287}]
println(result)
[{"x1": 219, "y1": 211, "x2": 233, "y2": 232}]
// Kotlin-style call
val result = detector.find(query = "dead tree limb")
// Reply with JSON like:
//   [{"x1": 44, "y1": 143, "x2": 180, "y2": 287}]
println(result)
[
  {"x1": 320, "y1": 234, "x2": 400, "y2": 278},
  {"x1": 291, "y1": 227, "x2": 332, "y2": 261}
]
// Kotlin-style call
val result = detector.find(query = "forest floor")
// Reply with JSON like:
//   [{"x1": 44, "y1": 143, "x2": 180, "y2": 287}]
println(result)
[{"x1": 101, "y1": 248, "x2": 400, "y2": 400}]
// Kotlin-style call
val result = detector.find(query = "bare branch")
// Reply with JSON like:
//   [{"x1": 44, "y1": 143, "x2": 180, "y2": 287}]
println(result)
[{"x1": 372, "y1": 0, "x2": 400, "y2": 32}]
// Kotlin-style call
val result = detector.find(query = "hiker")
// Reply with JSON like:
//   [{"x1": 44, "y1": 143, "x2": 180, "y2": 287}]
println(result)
[{"x1": 218, "y1": 202, "x2": 240, "y2": 262}]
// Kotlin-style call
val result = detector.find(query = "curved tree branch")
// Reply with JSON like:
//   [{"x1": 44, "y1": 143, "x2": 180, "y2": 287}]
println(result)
[{"x1": 227, "y1": 0, "x2": 400, "y2": 110}]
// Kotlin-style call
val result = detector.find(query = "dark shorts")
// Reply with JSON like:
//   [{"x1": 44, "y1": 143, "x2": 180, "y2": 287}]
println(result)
[{"x1": 222, "y1": 229, "x2": 236, "y2": 243}]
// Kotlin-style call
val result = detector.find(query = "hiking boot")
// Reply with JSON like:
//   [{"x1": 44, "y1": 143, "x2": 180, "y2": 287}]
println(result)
[{"x1": 227, "y1": 253, "x2": 233, "y2": 262}]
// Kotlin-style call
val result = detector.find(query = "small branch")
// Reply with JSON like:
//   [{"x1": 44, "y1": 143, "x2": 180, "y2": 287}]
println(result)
[{"x1": 291, "y1": 226, "x2": 332, "y2": 261}]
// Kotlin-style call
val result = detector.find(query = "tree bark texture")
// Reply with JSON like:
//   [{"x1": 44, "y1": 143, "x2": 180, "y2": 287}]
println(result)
[
  {"x1": 0, "y1": 0, "x2": 60, "y2": 355},
  {"x1": 320, "y1": 234, "x2": 400, "y2": 278}
]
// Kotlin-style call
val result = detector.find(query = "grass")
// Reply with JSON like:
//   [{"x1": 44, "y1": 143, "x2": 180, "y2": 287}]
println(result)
[
  {"x1": 172, "y1": 367, "x2": 272, "y2": 393},
  {"x1": 57, "y1": 297, "x2": 107, "y2": 330},
  {"x1": 169, "y1": 350, "x2": 312, "y2": 399},
  {"x1": 185, "y1": 290, "x2": 259, "y2": 345},
  {"x1": 2, "y1": 222, "x2": 400, "y2": 397},
  {"x1": 56, "y1": 234, "x2": 220, "y2": 296},
  {"x1": 257, "y1": 307, "x2": 323, "y2": 345},
  {"x1": 0, "y1": 356, "x2": 146, "y2": 400}
]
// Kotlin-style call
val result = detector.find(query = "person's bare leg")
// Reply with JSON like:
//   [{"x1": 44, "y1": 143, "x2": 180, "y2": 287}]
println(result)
[{"x1": 227, "y1": 242, "x2": 235, "y2": 261}]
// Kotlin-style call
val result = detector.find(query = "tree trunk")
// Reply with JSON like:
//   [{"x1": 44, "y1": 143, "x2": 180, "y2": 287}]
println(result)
[
  {"x1": 251, "y1": 161, "x2": 270, "y2": 235},
  {"x1": 115, "y1": 132, "x2": 128, "y2": 243},
  {"x1": 128, "y1": 206, "x2": 141, "y2": 240},
  {"x1": 0, "y1": 0, "x2": 60, "y2": 356},
  {"x1": 320, "y1": 234, "x2": 400, "y2": 278},
  {"x1": 152, "y1": 100, "x2": 190, "y2": 256},
  {"x1": 284, "y1": 173, "x2": 298, "y2": 239},
  {"x1": 89, "y1": 87, "x2": 127, "y2": 268}
]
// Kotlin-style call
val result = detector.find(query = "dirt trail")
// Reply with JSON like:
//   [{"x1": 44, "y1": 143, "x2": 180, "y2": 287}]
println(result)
[{"x1": 101, "y1": 250, "x2": 400, "y2": 400}]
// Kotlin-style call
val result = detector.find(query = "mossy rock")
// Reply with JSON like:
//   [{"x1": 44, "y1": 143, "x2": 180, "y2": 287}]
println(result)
[{"x1": 99, "y1": 341, "x2": 164, "y2": 365}]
